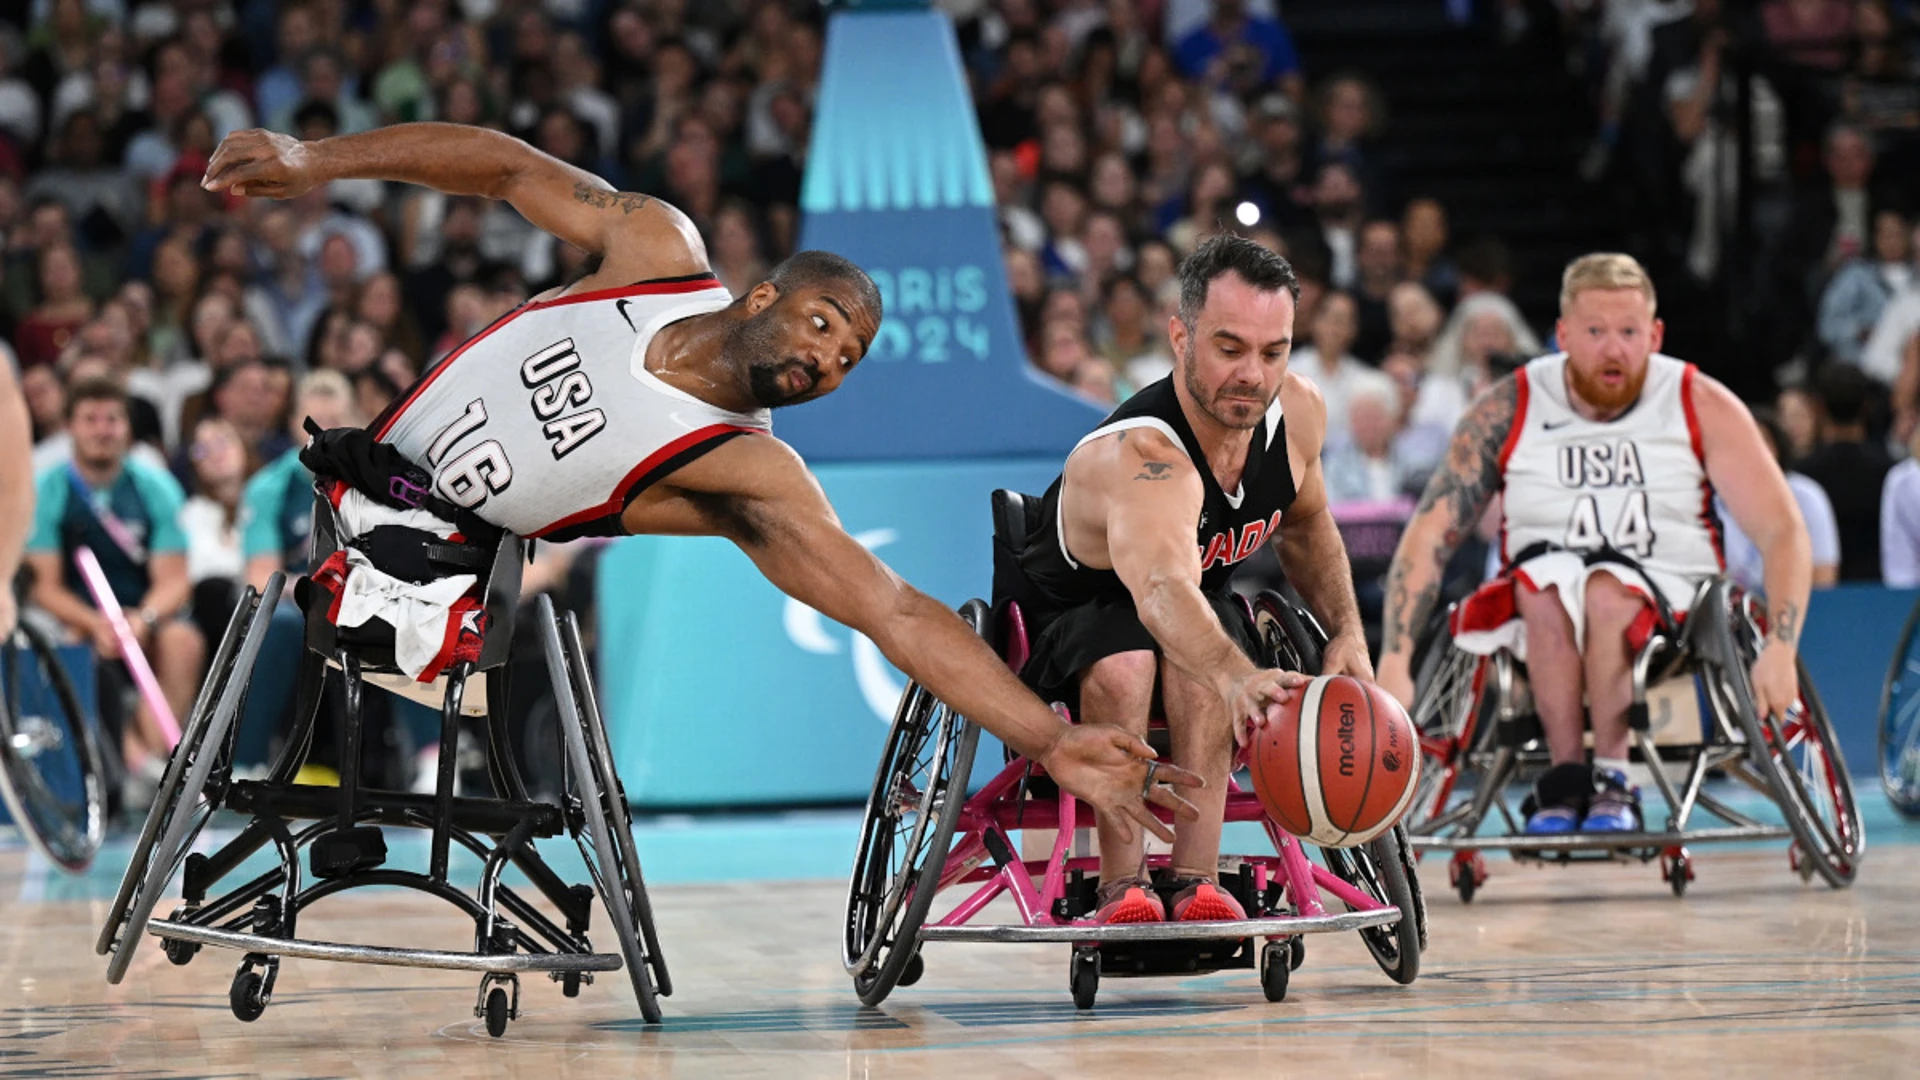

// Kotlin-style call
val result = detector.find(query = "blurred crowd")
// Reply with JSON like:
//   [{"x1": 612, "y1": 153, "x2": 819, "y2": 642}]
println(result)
[{"x1": 1, "y1": 0, "x2": 1918, "y2": 765}]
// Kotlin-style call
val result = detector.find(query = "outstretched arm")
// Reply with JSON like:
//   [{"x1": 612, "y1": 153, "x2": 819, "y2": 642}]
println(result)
[
  {"x1": 1376, "y1": 375, "x2": 1520, "y2": 706},
  {"x1": 655, "y1": 435, "x2": 1203, "y2": 844},
  {"x1": 202, "y1": 123, "x2": 708, "y2": 283},
  {"x1": 1695, "y1": 372, "x2": 1810, "y2": 719}
]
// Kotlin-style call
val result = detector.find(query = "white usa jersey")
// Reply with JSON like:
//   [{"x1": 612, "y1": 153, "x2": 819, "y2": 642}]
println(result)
[
  {"x1": 375, "y1": 274, "x2": 771, "y2": 539},
  {"x1": 1498, "y1": 352, "x2": 1723, "y2": 577}
]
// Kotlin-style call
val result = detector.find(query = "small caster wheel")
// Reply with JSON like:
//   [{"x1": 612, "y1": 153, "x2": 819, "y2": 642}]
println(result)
[
  {"x1": 1451, "y1": 853, "x2": 1481, "y2": 904},
  {"x1": 561, "y1": 972, "x2": 582, "y2": 998},
  {"x1": 484, "y1": 987, "x2": 510, "y2": 1038},
  {"x1": 230, "y1": 971, "x2": 267, "y2": 1023},
  {"x1": 1260, "y1": 941, "x2": 1290, "y2": 1003},
  {"x1": 1069, "y1": 949, "x2": 1100, "y2": 1010},
  {"x1": 898, "y1": 951, "x2": 925, "y2": 988},
  {"x1": 1287, "y1": 935, "x2": 1305, "y2": 972},
  {"x1": 163, "y1": 937, "x2": 199, "y2": 966},
  {"x1": 1788, "y1": 843, "x2": 1816, "y2": 883}
]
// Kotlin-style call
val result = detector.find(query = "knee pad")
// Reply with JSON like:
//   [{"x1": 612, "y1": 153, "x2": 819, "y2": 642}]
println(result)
[{"x1": 1533, "y1": 761, "x2": 1594, "y2": 812}]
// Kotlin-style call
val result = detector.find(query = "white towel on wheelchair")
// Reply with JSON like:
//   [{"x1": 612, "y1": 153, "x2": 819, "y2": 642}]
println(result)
[
  {"x1": 322, "y1": 489, "x2": 480, "y2": 682},
  {"x1": 1454, "y1": 551, "x2": 1704, "y2": 661}
]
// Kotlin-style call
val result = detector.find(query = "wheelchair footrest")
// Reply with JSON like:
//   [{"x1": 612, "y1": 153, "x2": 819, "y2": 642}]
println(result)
[
  {"x1": 311, "y1": 826, "x2": 388, "y2": 879},
  {"x1": 226, "y1": 781, "x2": 566, "y2": 838},
  {"x1": 147, "y1": 921, "x2": 623, "y2": 974}
]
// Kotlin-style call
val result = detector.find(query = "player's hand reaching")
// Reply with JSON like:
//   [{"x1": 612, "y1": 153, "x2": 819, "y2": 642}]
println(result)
[
  {"x1": 1218, "y1": 668, "x2": 1312, "y2": 748},
  {"x1": 202, "y1": 129, "x2": 323, "y2": 200},
  {"x1": 1038, "y1": 724, "x2": 1203, "y2": 844},
  {"x1": 1321, "y1": 633, "x2": 1375, "y2": 682}
]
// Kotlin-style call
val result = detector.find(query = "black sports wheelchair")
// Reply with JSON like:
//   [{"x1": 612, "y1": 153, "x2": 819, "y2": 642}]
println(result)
[
  {"x1": 1405, "y1": 558, "x2": 1860, "y2": 900},
  {"x1": 95, "y1": 429, "x2": 668, "y2": 1035}
]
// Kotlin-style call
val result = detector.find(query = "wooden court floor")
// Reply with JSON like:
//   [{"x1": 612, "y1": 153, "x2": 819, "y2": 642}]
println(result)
[{"x1": 5, "y1": 828, "x2": 1919, "y2": 1078}]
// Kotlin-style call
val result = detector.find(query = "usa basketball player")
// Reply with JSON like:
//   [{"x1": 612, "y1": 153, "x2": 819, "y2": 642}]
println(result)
[{"x1": 1376, "y1": 254, "x2": 1811, "y2": 835}]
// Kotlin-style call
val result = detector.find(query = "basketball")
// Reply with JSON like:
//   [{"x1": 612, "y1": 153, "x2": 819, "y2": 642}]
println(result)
[{"x1": 1249, "y1": 674, "x2": 1420, "y2": 848}]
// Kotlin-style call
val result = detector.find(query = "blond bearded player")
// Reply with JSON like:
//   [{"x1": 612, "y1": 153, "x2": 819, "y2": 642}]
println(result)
[
  {"x1": 1375, "y1": 254, "x2": 1811, "y2": 834},
  {"x1": 199, "y1": 121, "x2": 1203, "y2": 843}
]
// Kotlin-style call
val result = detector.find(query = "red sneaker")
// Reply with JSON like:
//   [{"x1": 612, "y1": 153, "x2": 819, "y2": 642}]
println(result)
[
  {"x1": 1094, "y1": 880, "x2": 1167, "y2": 924},
  {"x1": 1170, "y1": 880, "x2": 1247, "y2": 922}
]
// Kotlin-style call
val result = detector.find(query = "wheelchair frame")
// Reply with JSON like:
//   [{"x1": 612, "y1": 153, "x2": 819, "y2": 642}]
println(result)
[
  {"x1": 1406, "y1": 577, "x2": 1860, "y2": 900},
  {"x1": 96, "y1": 492, "x2": 669, "y2": 1034},
  {"x1": 844, "y1": 580, "x2": 1427, "y2": 1011},
  {"x1": 1876, "y1": 593, "x2": 1920, "y2": 819}
]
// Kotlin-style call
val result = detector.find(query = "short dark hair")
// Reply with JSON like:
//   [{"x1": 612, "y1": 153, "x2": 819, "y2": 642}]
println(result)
[
  {"x1": 65, "y1": 376, "x2": 129, "y2": 421},
  {"x1": 764, "y1": 250, "x2": 883, "y2": 324},
  {"x1": 1176, "y1": 234, "x2": 1298, "y2": 329},
  {"x1": 1814, "y1": 361, "x2": 1874, "y2": 425}
]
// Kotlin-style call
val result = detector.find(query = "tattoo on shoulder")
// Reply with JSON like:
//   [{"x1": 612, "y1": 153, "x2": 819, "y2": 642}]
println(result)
[
  {"x1": 1134, "y1": 460, "x2": 1175, "y2": 481},
  {"x1": 1770, "y1": 602, "x2": 1800, "y2": 646},
  {"x1": 1414, "y1": 376, "x2": 1519, "y2": 539},
  {"x1": 572, "y1": 183, "x2": 653, "y2": 214}
]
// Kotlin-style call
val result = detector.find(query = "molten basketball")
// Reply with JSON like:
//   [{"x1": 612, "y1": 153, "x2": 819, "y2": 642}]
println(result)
[{"x1": 1248, "y1": 674, "x2": 1420, "y2": 847}]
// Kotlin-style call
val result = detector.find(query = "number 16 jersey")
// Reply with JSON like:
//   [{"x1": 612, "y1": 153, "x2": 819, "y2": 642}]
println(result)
[
  {"x1": 373, "y1": 274, "x2": 771, "y2": 540},
  {"x1": 1497, "y1": 351, "x2": 1724, "y2": 578}
]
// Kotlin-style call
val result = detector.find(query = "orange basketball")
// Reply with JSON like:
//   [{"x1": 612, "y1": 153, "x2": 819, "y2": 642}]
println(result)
[{"x1": 1248, "y1": 674, "x2": 1420, "y2": 847}]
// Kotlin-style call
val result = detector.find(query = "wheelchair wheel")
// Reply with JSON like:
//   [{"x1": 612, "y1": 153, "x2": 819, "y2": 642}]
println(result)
[
  {"x1": 1708, "y1": 586, "x2": 1861, "y2": 889},
  {"x1": 1407, "y1": 634, "x2": 1484, "y2": 830},
  {"x1": 1317, "y1": 824, "x2": 1423, "y2": 984},
  {"x1": 843, "y1": 599, "x2": 984, "y2": 1006},
  {"x1": 539, "y1": 597, "x2": 664, "y2": 1024},
  {"x1": 558, "y1": 609, "x2": 671, "y2": 1000},
  {"x1": 0, "y1": 617, "x2": 106, "y2": 872},
  {"x1": 100, "y1": 580, "x2": 279, "y2": 982},
  {"x1": 1251, "y1": 590, "x2": 1326, "y2": 675},
  {"x1": 1876, "y1": 597, "x2": 1920, "y2": 818}
]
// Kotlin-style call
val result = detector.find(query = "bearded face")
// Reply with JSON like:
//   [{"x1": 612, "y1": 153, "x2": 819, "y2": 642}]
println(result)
[{"x1": 1556, "y1": 287, "x2": 1662, "y2": 417}]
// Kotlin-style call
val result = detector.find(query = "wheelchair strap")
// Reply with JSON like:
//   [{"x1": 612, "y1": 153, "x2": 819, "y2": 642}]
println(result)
[{"x1": 301, "y1": 419, "x2": 502, "y2": 546}]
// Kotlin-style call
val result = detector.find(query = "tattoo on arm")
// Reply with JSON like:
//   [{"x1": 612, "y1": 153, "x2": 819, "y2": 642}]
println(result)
[
  {"x1": 1134, "y1": 461, "x2": 1176, "y2": 481},
  {"x1": 1381, "y1": 377, "x2": 1520, "y2": 655},
  {"x1": 572, "y1": 183, "x2": 654, "y2": 214},
  {"x1": 1770, "y1": 601, "x2": 1800, "y2": 646}
]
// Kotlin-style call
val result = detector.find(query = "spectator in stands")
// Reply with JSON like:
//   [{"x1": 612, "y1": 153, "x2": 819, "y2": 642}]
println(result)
[
  {"x1": 1820, "y1": 208, "x2": 1913, "y2": 367},
  {"x1": 1322, "y1": 378, "x2": 1414, "y2": 504},
  {"x1": 23, "y1": 108, "x2": 142, "y2": 244},
  {"x1": 1760, "y1": 0, "x2": 1855, "y2": 71},
  {"x1": 1720, "y1": 408, "x2": 1841, "y2": 595},
  {"x1": 1309, "y1": 161, "x2": 1366, "y2": 290},
  {"x1": 1430, "y1": 290, "x2": 1542, "y2": 388},
  {"x1": 1863, "y1": 218, "x2": 1920, "y2": 386},
  {"x1": 242, "y1": 371, "x2": 360, "y2": 593},
  {"x1": 1312, "y1": 73, "x2": 1391, "y2": 213},
  {"x1": 1381, "y1": 282, "x2": 1463, "y2": 484},
  {"x1": 1291, "y1": 289, "x2": 1394, "y2": 452},
  {"x1": 1453, "y1": 233, "x2": 1517, "y2": 301},
  {"x1": 179, "y1": 416, "x2": 252, "y2": 653},
  {"x1": 1664, "y1": 21, "x2": 1786, "y2": 282},
  {"x1": 25, "y1": 378, "x2": 203, "y2": 794},
  {"x1": 1402, "y1": 196, "x2": 1460, "y2": 309},
  {"x1": 1096, "y1": 272, "x2": 1171, "y2": 389},
  {"x1": 1884, "y1": 422, "x2": 1920, "y2": 587},
  {"x1": 1238, "y1": 93, "x2": 1312, "y2": 233},
  {"x1": 15, "y1": 241, "x2": 95, "y2": 369},
  {"x1": 1775, "y1": 382, "x2": 1825, "y2": 463},
  {"x1": 1799, "y1": 363, "x2": 1894, "y2": 581},
  {"x1": 1351, "y1": 218, "x2": 1403, "y2": 364},
  {"x1": 1173, "y1": 0, "x2": 1304, "y2": 104},
  {"x1": 1787, "y1": 124, "x2": 1901, "y2": 301}
]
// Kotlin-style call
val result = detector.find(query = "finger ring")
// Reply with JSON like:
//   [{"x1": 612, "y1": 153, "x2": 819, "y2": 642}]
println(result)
[{"x1": 1140, "y1": 760, "x2": 1159, "y2": 798}]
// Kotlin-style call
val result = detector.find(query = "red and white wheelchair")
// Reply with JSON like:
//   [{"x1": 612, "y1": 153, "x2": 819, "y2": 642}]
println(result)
[
  {"x1": 1405, "y1": 565, "x2": 1860, "y2": 899},
  {"x1": 842, "y1": 491, "x2": 1426, "y2": 1009}
]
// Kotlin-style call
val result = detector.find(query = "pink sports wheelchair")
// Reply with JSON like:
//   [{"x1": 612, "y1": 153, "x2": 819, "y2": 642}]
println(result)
[{"x1": 842, "y1": 491, "x2": 1427, "y2": 1009}]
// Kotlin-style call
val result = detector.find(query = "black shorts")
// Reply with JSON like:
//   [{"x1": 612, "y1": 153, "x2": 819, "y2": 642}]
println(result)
[{"x1": 1018, "y1": 589, "x2": 1260, "y2": 710}]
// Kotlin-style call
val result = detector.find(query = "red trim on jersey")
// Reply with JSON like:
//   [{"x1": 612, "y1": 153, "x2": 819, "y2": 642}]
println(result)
[
  {"x1": 1680, "y1": 364, "x2": 1706, "y2": 465},
  {"x1": 529, "y1": 423, "x2": 759, "y2": 538},
  {"x1": 372, "y1": 274, "x2": 726, "y2": 439},
  {"x1": 524, "y1": 275, "x2": 722, "y2": 310},
  {"x1": 1497, "y1": 367, "x2": 1530, "y2": 472}
]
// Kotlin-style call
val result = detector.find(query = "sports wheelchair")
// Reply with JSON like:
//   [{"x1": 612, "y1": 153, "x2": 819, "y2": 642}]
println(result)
[
  {"x1": 96, "y1": 485, "x2": 669, "y2": 1034},
  {"x1": 1406, "y1": 572, "x2": 1860, "y2": 899},
  {"x1": 844, "y1": 491, "x2": 1426, "y2": 1010},
  {"x1": 0, "y1": 576, "x2": 107, "y2": 873}
]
